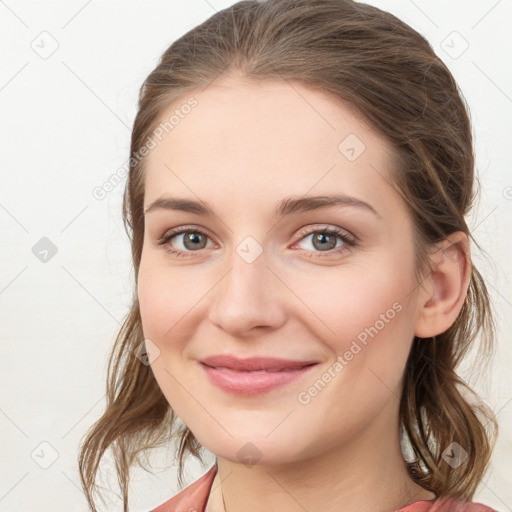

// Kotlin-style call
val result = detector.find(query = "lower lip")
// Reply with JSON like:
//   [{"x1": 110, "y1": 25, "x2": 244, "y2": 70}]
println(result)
[{"x1": 200, "y1": 363, "x2": 318, "y2": 396}]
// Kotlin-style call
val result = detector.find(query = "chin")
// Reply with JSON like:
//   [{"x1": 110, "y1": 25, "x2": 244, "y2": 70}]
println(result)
[{"x1": 195, "y1": 428, "x2": 311, "y2": 467}]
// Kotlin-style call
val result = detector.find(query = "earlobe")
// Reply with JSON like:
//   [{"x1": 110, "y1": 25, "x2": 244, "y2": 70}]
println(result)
[{"x1": 414, "y1": 232, "x2": 471, "y2": 339}]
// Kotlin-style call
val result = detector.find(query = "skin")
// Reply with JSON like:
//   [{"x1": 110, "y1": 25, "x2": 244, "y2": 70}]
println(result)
[{"x1": 137, "y1": 73, "x2": 471, "y2": 512}]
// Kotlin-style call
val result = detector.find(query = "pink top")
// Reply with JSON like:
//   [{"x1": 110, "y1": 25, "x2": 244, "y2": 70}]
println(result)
[{"x1": 151, "y1": 465, "x2": 498, "y2": 512}]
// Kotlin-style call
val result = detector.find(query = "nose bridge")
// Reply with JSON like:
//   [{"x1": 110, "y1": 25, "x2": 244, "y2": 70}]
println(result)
[{"x1": 207, "y1": 243, "x2": 286, "y2": 335}]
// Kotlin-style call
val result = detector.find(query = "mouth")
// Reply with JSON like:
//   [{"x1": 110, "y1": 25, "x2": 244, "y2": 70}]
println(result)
[
  {"x1": 203, "y1": 366, "x2": 315, "y2": 373},
  {"x1": 200, "y1": 354, "x2": 319, "y2": 372},
  {"x1": 199, "y1": 355, "x2": 319, "y2": 395}
]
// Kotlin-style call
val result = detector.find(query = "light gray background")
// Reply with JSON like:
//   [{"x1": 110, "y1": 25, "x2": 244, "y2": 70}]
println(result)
[{"x1": 1, "y1": 0, "x2": 510, "y2": 511}]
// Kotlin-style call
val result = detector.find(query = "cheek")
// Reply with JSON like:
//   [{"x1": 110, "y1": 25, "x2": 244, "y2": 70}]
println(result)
[
  {"x1": 289, "y1": 270, "x2": 415, "y2": 436},
  {"x1": 137, "y1": 258, "x2": 211, "y2": 418},
  {"x1": 290, "y1": 259, "x2": 418, "y2": 411},
  {"x1": 297, "y1": 263, "x2": 414, "y2": 348},
  {"x1": 137, "y1": 257, "x2": 209, "y2": 346}
]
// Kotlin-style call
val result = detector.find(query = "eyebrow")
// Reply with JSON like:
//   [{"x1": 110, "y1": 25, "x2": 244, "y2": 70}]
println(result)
[{"x1": 144, "y1": 193, "x2": 381, "y2": 219}]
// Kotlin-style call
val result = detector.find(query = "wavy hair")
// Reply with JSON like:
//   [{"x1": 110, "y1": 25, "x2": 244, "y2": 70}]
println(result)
[{"x1": 78, "y1": 0, "x2": 498, "y2": 509}]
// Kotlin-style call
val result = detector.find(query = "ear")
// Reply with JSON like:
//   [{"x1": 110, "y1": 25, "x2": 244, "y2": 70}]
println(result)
[{"x1": 414, "y1": 232, "x2": 471, "y2": 339}]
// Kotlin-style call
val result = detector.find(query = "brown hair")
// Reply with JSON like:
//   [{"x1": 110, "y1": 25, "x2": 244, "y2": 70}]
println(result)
[{"x1": 78, "y1": 0, "x2": 498, "y2": 509}]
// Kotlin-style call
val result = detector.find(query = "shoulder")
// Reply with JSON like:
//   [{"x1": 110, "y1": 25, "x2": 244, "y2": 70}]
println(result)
[
  {"x1": 399, "y1": 496, "x2": 499, "y2": 512},
  {"x1": 150, "y1": 465, "x2": 217, "y2": 512}
]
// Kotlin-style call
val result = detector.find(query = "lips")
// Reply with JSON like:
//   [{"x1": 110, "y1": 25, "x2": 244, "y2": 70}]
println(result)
[
  {"x1": 199, "y1": 355, "x2": 319, "y2": 395},
  {"x1": 200, "y1": 355, "x2": 318, "y2": 372}
]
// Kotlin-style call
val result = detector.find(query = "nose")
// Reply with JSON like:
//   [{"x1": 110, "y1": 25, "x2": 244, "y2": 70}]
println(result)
[{"x1": 207, "y1": 250, "x2": 287, "y2": 338}]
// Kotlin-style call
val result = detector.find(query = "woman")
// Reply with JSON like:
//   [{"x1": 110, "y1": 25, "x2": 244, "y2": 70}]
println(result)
[{"x1": 78, "y1": 1, "x2": 499, "y2": 511}]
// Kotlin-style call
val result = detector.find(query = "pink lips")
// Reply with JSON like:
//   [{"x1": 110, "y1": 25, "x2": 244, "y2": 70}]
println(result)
[{"x1": 199, "y1": 355, "x2": 319, "y2": 396}]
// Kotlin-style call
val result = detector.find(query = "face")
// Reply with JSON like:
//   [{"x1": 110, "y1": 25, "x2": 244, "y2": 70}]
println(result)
[{"x1": 137, "y1": 75, "x2": 425, "y2": 466}]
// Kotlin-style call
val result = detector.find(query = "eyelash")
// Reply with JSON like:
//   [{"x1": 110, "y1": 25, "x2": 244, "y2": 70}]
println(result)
[{"x1": 156, "y1": 225, "x2": 357, "y2": 259}]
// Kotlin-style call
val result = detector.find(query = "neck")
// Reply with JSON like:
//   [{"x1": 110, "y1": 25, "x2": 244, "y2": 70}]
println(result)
[{"x1": 205, "y1": 405, "x2": 435, "y2": 512}]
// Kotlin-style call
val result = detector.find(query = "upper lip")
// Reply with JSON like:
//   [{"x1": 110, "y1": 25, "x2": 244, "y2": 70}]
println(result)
[{"x1": 200, "y1": 355, "x2": 319, "y2": 372}]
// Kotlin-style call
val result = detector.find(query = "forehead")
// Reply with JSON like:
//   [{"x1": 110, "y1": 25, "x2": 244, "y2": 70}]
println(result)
[{"x1": 143, "y1": 77, "x2": 397, "y2": 216}]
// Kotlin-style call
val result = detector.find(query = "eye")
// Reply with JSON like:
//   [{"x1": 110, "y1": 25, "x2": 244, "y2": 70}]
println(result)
[
  {"x1": 156, "y1": 226, "x2": 215, "y2": 257},
  {"x1": 292, "y1": 225, "x2": 356, "y2": 258}
]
